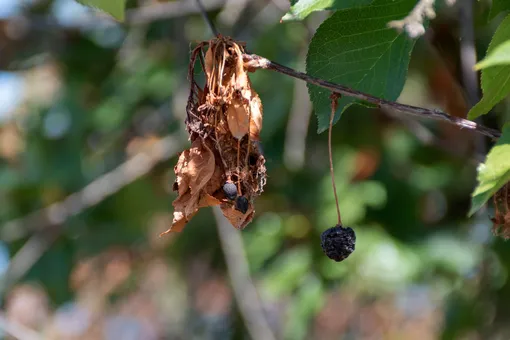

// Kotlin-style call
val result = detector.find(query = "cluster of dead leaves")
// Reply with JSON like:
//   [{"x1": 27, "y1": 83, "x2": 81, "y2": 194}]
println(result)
[
  {"x1": 491, "y1": 183, "x2": 510, "y2": 239},
  {"x1": 162, "y1": 36, "x2": 266, "y2": 234}
]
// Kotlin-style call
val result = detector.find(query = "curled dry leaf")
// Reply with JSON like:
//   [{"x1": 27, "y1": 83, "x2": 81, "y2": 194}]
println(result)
[
  {"x1": 163, "y1": 36, "x2": 267, "y2": 234},
  {"x1": 226, "y1": 97, "x2": 250, "y2": 139},
  {"x1": 166, "y1": 139, "x2": 222, "y2": 233},
  {"x1": 491, "y1": 183, "x2": 510, "y2": 239},
  {"x1": 249, "y1": 91, "x2": 263, "y2": 140},
  {"x1": 220, "y1": 202, "x2": 255, "y2": 229}
]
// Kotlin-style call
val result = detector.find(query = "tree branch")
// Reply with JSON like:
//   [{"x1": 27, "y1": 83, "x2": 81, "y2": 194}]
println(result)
[
  {"x1": 243, "y1": 54, "x2": 501, "y2": 140},
  {"x1": 382, "y1": 107, "x2": 484, "y2": 165},
  {"x1": 1, "y1": 135, "x2": 184, "y2": 242},
  {"x1": 194, "y1": 0, "x2": 220, "y2": 36},
  {"x1": 213, "y1": 207, "x2": 276, "y2": 340},
  {"x1": 2, "y1": 229, "x2": 59, "y2": 293},
  {"x1": 0, "y1": 313, "x2": 42, "y2": 340}
]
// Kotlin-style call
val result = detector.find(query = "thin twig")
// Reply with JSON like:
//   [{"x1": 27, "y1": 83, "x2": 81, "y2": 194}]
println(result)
[
  {"x1": 195, "y1": 0, "x2": 220, "y2": 36},
  {"x1": 382, "y1": 108, "x2": 484, "y2": 165},
  {"x1": 1, "y1": 135, "x2": 184, "y2": 242},
  {"x1": 458, "y1": 0, "x2": 487, "y2": 214},
  {"x1": 243, "y1": 54, "x2": 501, "y2": 140},
  {"x1": 283, "y1": 75, "x2": 312, "y2": 170},
  {"x1": 459, "y1": 1, "x2": 480, "y2": 108},
  {"x1": 128, "y1": 0, "x2": 225, "y2": 26},
  {"x1": 458, "y1": 4, "x2": 493, "y2": 336},
  {"x1": 213, "y1": 207, "x2": 276, "y2": 340},
  {"x1": 2, "y1": 230, "x2": 59, "y2": 293},
  {"x1": 23, "y1": 0, "x2": 228, "y2": 30},
  {"x1": 329, "y1": 94, "x2": 342, "y2": 226},
  {"x1": 283, "y1": 48, "x2": 312, "y2": 171}
]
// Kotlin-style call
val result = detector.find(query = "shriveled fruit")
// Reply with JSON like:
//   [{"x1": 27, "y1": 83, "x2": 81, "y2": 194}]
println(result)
[
  {"x1": 223, "y1": 181, "x2": 238, "y2": 200},
  {"x1": 235, "y1": 196, "x2": 249, "y2": 214},
  {"x1": 320, "y1": 224, "x2": 356, "y2": 262}
]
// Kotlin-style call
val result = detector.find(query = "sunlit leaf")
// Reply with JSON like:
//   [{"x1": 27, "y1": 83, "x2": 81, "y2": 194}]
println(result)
[
  {"x1": 468, "y1": 15, "x2": 510, "y2": 120},
  {"x1": 475, "y1": 40, "x2": 510, "y2": 70},
  {"x1": 76, "y1": 0, "x2": 126, "y2": 21},
  {"x1": 306, "y1": 0, "x2": 418, "y2": 133},
  {"x1": 281, "y1": 0, "x2": 374, "y2": 21},
  {"x1": 469, "y1": 124, "x2": 510, "y2": 216}
]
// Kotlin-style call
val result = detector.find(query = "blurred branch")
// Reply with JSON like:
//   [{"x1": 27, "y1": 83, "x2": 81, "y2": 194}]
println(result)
[
  {"x1": 284, "y1": 71, "x2": 312, "y2": 171},
  {"x1": 1, "y1": 135, "x2": 184, "y2": 242},
  {"x1": 458, "y1": 0, "x2": 488, "y2": 212},
  {"x1": 126, "y1": 0, "x2": 225, "y2": 25},
  {"x1": 213, "y1": 207, "x2": 276, "y2": 340},
  {"x1": 218, "y1": 0, "x2": 250, "y2": 27},
  {"x1": 2, "y1": 228, "x2": 60, "y2": 293},
  {"x1": 0, "y1": 313, "x2": 42, "y2": 340},
  {"x1": 458, "y1": 4, "x2": 493, "y2": 338},
  {"x1": 8, "y1": 0, "x2": 227, "y2": 35},
  {"x1": 243, "y1": 54, "x2": 501, "y2": 140},
  {"x1": 194, "y1": 0, "x2": 220, "y2": 36},
  {"x1": 459, "y1": 0, "x2": 480, "y2": 107},
  {"x1": 382, "y1": 108, "x2": 484, "y2": 165}
]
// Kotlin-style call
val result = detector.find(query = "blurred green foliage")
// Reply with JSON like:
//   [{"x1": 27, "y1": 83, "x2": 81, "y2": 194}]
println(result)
[{"x1": 0, "y1": 0, "x2": 510, "y2": 339}]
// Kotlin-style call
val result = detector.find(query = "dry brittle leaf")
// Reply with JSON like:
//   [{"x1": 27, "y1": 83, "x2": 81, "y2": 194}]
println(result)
[
  {"x1": 492, "y1": 183, "x2": 510, "y2": 239},
  {"x1": 226, "y1": 97, "x2": 250, "y2": 139},
  {"x1": 173, "y1": 149, "x2": 190, "y2": 197},
  {"x1": 188, "y1": 140, "x2": 215, "y2": 195},
  {"x1": 205, "y1": 44, "x2": 214, "y2": 80},
  {"x1": 165, "y1": 139, "x2": 218, "y2": 234},
  {"x1": 220, "y1": 202, "x2": 254, "y2": 229},
  {"x1": 224, "y1": 42, "x2": 265, "y2": 141},
  {"x1": 199, "y1": 193, "x2": 222, "y2": 207},
  {"x1": 234, "y1": 47, "x2": 250, "y2": 95},
  {"x1": 167, "y1": 36, "x2": 267, "y2": 233},
  {"x1": 249, "y1": 91, "x2": 263, "y2": 140},
  {"x1": 205, "y1": 154, "x2": 224, "y2": 195}
]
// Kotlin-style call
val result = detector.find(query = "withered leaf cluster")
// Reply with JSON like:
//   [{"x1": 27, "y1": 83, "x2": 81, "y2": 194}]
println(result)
[
  {"x1": 491, "y1": 183, "x2": 510, "y2": 239},
  {"x1": 162, "y1": 36, "x2": 266, "y2": 235}
]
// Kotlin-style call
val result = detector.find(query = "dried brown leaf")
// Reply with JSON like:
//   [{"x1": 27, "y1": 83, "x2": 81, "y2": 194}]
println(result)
[
  {"x1": 165, "y1": 139, "x2": 218, "y2": 234},
  {"x1": 249, "y1": 91, "x2": 263, "y2": 140},
  {"x1": 226, "y1": 97, "x2": 250, "y2": 139},
  {"x1": 199, "y1": 193, "x2": 222, "y2": 208},
  {"x1": 168, "y1": 36, "x2": 268, "y2": 233},
  {"x1": 188, "y1": 140, "x2": 215, "y2": 195},
  {"x1": 205, "y1": 45, "x2": 213, "y2": 81},
  {"x1": 492, "y1": 183, "x2": 510, "y2": 239},
  {"x1": 234, "y1": 47, "x2": 250, "y2": 94},
  {"x1": 220, "y1": 202, "x2": 254, "y2": 230},
  {"x1": 173, "y1": 150, "x2": 190, "y2": 197},
  {"x1": 168, "y1": 210, "x2": 191, "y2": 233}
]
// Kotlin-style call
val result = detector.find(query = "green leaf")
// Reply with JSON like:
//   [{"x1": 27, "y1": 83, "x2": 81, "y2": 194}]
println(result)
[
  {"x1": 490, "y1": 0, "x2": 510, "y2": 20},
  {"x1": 76, "y1": 0, "x2": 126, "y2": 21},
  {"x1": 468, "y1": 15, "x2": 510, "y2": 120},
  {"x1": 475, "y1": 40, "x2": 510, "y2": 70},
  {"x1": 469, "y1": 124, "x2": 510, "y2": 216},
  {"x1": 282, "y1": 0, "x2": 374, "y2": 22},
  {"x1": 306, "y1": 0, "x2": 419, "y2": 133}
]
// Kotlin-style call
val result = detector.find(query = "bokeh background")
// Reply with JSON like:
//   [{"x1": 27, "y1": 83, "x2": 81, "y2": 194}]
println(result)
[{"x1": 0, "y1": 0, "x2": 509, "y2": 339}]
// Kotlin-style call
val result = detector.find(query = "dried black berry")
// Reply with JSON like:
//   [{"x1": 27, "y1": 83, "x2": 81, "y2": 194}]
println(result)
[
  {"x1": 223, "y1": 182, "x2": 237, "y2": 200},
  {"x1": 235, "y1": 196, "x2": 249, "y2": 214},
  {"x1": 320, "y1": 224, "x2": 356, "y2": 262}
]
